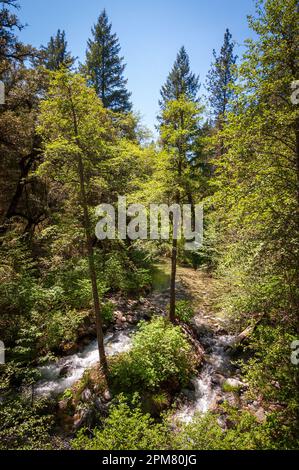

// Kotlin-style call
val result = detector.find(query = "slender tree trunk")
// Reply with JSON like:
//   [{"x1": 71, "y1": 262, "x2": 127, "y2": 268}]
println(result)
[
  {"x1": 77, "y1": 153, "x2": 108, "y2": 374},
  {"x1": 169, "y1": 145, "x2": 183, "y2": 323},
  {"x1": 169, "y1": 237, "x2": 177, "y2": 323},
  {"x1": 69, "y1": 90, "x2": 108, "y2": 375}
]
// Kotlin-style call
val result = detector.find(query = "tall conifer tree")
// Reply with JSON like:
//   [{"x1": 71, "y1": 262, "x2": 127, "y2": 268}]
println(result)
[
  {"x1": 83, "y1": 9, "x2": 131, "y2": 112},
  {"x1": 159, "y1": 46, "x2": 199, "y2": 111},
  {"x1": 206, "y1": 28, "x2": 237, "y2": 123},
  {"x1": 41, "y1": 29, "x2": 75, "y2": 71}
]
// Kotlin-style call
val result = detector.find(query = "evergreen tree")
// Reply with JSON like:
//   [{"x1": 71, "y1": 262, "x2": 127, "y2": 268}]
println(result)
[
  {"x1": 206, "y1": 28, "x2": 237, "y2": 123},
  {"x1": 83, "y1": 9, "x2": 132, "y2": 112},
  {"x1": 159, "y1": 46, "x2": 199, "y2": 111},
  {"x1": 41, "y1": 29, "x2": 75, "y2": 71},
  {"x1": 0, "y1": 0, "x2": 32, "y2": 75}
]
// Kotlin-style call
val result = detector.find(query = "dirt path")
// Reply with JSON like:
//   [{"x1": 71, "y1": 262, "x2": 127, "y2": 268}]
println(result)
[{"x1": 151, "y1": 261, "x2": 226, "y2": 332}]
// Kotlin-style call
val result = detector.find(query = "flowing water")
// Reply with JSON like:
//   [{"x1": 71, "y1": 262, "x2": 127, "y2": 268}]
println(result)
[
  {"x1": 35, "y1": 329, "x2": 134, "y2": 396},
  {"x1": 35, "y1": 265, "x2": 237, "y2": 423},
  {"x1": 174, "y1": 334, "x2": 235, "y2": 422}
]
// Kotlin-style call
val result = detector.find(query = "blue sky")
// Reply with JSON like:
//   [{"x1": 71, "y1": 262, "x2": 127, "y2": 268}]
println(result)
[{"x1": 18, "y1": 0, "x2": 257, "y2": 133}]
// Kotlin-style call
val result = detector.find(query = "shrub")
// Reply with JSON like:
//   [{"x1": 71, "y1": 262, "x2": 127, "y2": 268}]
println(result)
[
  {"x1": 0, "y1": 397, "x2": 55, "y2": 450},
  {"x1": 46, "y1": 309, "x2": 90, "y2": 350},
  {"x1": 72, "y1": 394, "x2": 170, "y2": 450},
  {"x1": 172, "y1": 407, "x2": 275, "y2": 450},
  {"x1": 101, "y1": 301, "x2": 114, "y2": 324},
  {"x1": 110, "y1": 316, "x2": 195, "y2": 391},
  {"x1": 175, "y1": 300, "x2": 194, "y2": 324}
]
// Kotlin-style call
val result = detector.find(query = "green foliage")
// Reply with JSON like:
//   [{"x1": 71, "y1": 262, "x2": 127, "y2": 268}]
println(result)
[
  {"x1": 110, "y1": 316, "x2": 195, "y2": 391},
  {"x1": 41, "y1": 29, "x2": 75, "y2": 71},
  {"x1": 101, "y1": 301, "x2": 114, "y2": 324},
  {"x1": 82, "y1": 9, "x2": 132, "y2": 112},
  {"x1": 0, "y1": 397, "x2": 55, "y2": 450},
  {"x1": 241, "y1": 325, "x2": 298, "y2": 410},
  {"x1": 206, "y1": 28, "x2": 237, "y2": 120},
  {"x1": 45, "y1": 309, "x2": 90, "y2": 350},
  {"x1": 175, "y1": 300, "x2": 194, "y2": 323},
  {"x1": 159, "y1": 46, "x2": 199, "y2": 109},
  {"x1": 173, "y1": 407, "x2": 276, "y2": 450},
  {"x1": 72, "y1": 394, "x2": 169, "y2": 450}
]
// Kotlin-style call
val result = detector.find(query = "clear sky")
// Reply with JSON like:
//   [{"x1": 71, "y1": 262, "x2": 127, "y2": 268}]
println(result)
[{"x1": 18, "y1": 0, "x2": 257, "y2": 133}]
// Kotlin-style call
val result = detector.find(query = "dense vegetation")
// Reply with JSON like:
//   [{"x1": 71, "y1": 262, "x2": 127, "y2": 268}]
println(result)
[{"x1": 0, "y1": 0, "x2": 298, "y2": 451}]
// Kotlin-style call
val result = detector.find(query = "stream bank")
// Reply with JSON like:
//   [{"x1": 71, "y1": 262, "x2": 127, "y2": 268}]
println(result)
[{"x1": 35, "y1": 262, "x2": 265, "y2": 431}]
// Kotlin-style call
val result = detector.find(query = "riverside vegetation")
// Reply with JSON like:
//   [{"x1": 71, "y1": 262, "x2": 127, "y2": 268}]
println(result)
[{"x1": 0, "y1": 0, "x2": 298, "y2": 451}]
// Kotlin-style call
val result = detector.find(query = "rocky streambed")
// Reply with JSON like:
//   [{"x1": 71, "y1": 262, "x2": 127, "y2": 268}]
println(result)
[{"x1": 35, "y1": 264, "x2": 265, "y2": 431}]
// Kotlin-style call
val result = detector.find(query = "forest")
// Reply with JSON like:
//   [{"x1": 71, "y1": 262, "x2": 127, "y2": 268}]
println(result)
[{"x1": 0, "y1": 0, "x2": 298, "y2": 452}]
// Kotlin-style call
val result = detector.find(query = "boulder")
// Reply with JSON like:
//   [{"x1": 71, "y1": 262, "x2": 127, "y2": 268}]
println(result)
[
  {"x1": 225, "y1": 378, "x2": 246, "y2": 389},
  {"x1": 73, "y1": 408, "x2": 94, "y2": 430},
  {"x1": 81, "y1": 388, "x2": 92, "y2": 402},
  {"x1": 102, "y1": 389, "x2": 112, "y2": 402},
  {"x1": 59, "y1": 365, "x2": 70, "y2": 378}
]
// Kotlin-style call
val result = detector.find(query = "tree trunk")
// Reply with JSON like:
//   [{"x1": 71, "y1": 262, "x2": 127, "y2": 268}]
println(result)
[
  {"x1": 169, "y1": 145, "x2": 182, "y2": 323},
  {"x1": 169, "y1": 237, "x2": 177, "y2": 323},
  {"x1": 77, "y1": 152, "x2": 108, "y2": 375},
  {"x1": 69, "y1": 89, "x2": 108, "y2": 375}
]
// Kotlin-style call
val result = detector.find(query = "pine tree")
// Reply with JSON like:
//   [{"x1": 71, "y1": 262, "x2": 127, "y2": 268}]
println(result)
[
  {"x1": 83, "y1": 9, "x2": 131, "y2": 113},
  {"x1": 0, "y1": 0, "x2": 32, "y2": 75},
  {"x1": 206, "y1": 28, "x2": 237, "y2": 123},
  {"x1": 41, "y1": 29, "x2": 75, "y2": 71},
  {"x1": 159, "y1": 46, "x2": 199, "y2": 111}
]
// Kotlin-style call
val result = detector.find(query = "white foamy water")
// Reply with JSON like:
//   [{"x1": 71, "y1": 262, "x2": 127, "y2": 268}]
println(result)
[
  {"x1": 174, "y1": 335, "x2": 235, "y2": 423},
  {"x1": 35, "y1": 330, "x2": 134, "y2": 396}
]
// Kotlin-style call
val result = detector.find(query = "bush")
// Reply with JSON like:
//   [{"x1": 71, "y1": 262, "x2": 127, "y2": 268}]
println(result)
[
  {"x1": 172, "y1": 407, "x2": 275, "y2": 450},
  {"x1": 110, "y1": 316, "x2": 195, "y2": 391},
  {"x1": 72, "y1": 394, "x2": 170, "y2": 450},
  {"x1": 45, "y1": 309, "x2": 90, "y2": 350},
  {"x1": 101, "y1": 301, "x2": 114, "y2": 324},
  {"x1": 175, "y1": 300, "x2": 194, "y2": 324},
  {"x1": 0, "y1": 397, "x2": 55, "y2": 450}
]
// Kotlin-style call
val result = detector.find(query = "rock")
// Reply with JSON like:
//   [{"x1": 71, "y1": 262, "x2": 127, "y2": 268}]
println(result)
[
  {"x1": 81, "y1": 337, "x2": 91, "y2": 346},
  {"x1": 186, "y1": 380, "x2": 196, "y2": 392},
  {"x1": 114, "y1": 310, "x2": 123, "y2": 318},
  {"x1": 58, "y1": 399, "x2": 69, "y2": 411},
  {"x1": 94, "y1": 397, "x2": 104, "y2": 411},
  {"x1": 103, "y1": 389, "x2": 112, "y2": 402},
  {"x1": 127, "y1": 315, "x2": 136, "y2": 324},
  {"x1": 224, "y1": 378, "x2": 247, "y2": 390},
  {"x1": 212, "y1": 374, "x2": 226, "y2": 386},
  {"x1": 181, "y1": 388, "x2": 195, "y2": 400},
  {"x1": 142, "y1": 312, "x2": 152, "y2": 320},
  {"x1": 59, "y1": 365, "x2": 70, "y2": 378},
  {"x1": 255, "y1": 407, "x2": 266, "y2": 423},
  {"x1": 73, "y1": 408, "x2": 94, "y2": 430},
  {"x1": 81, "y1": 388, "x2": 92, "y2": 402}
]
